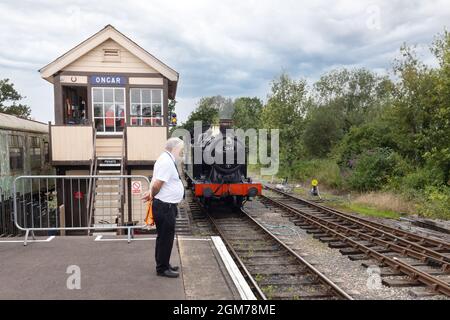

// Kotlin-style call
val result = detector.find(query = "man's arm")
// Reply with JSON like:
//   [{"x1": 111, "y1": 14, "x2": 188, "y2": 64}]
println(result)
[
  {"x1": 150, "y1": 179, "x2": 164, "y2": 198},
  {"x1": 142, "y1": 179, "x2": 164, "y2": 201}
]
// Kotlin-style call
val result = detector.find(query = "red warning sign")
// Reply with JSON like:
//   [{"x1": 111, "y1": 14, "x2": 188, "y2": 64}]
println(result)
[
  {"x1": 132, "y1": 181, "x2": 142, "y2": 194},
  {"x1": 74, "y1": 191, "x2": 83, "y2": 199}
]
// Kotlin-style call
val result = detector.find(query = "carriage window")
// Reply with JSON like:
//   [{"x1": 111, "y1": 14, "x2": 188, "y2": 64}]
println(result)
[
  {"x1": 9, "y1": 135, "x2": 24, "y2": 171},
  {"x1": 44, "y1": 142, "x2": 49, "y2": 164},
  {"x1": 130, "y1": 88, "x2": 163, "y2": 126},
  {"x1": 30, "y1": 137, "x2": 41, "y2": 169}
]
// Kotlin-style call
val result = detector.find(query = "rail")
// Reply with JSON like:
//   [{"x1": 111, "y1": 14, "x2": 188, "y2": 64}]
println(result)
[
  {"x1": 264, "y1": 185, "x2": 450, "y2": 262},
  {"x1": 260, "y1": 193, "x2": 450, "y2": 297},
  {"x1": 203, "y1": 203, "x2": 353, "y2": 300}
]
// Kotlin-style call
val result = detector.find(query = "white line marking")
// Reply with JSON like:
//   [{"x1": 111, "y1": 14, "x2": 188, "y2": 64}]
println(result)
[
  {"x1": 94, "y1": 236, "x2": 156, "y2": 242},
  {"x1": 94, "y1": 236, "x2": 210, "y2": 242},
  {"x1": 178, "y1": 237, "x2": 211, "y2": 241},
  {"x1": 211, "y1": 236, "x2": 257, "y2": 300},
  {"x1": 0, "y1": 235, "x2": 55, "y2": 243}
]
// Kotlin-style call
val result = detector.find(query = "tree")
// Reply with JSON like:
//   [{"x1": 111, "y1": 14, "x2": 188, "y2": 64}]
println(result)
[
  {"x1": 232, "y1": 97, "x2": 263, "y2": 130},
  {"x1": 302, "y1": 104, "x2": 344, "y2": 158},
  {"x1": 0, "y1": 79, "x2": 31, "y2": 118},
  {"x1": 179, "y1": 96, "x2": 226, "y2": 132},
  {"x1": 313, "y1": 68, "x2": 393, "y2": 131},
  {"x1": 424, "y1": 31, "x2": 450, "y2": 185},
  {"x1": 261, "y1": 73, "x2": 309, "y2": 177}
]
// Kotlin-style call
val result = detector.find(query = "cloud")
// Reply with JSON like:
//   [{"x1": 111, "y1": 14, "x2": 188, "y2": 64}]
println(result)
[{"x1": 0, "y1": 0, "x2": 449, "y2": 123}]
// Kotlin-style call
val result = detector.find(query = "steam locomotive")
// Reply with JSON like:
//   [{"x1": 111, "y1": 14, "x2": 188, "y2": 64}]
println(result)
[{"x1": 184, "y1": 120, "x2": 262, "y2": 208}]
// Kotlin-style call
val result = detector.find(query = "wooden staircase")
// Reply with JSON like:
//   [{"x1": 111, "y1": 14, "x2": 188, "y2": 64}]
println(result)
[
  {"x1": 95, "y1": 137, "x2": 123, "y2": 158},
  {"x1": 93, "y1": 158, "x2": 123, "y2": 227},
  {"x1": 89, "y1": 137, "x2": 125, "y2": 229}
]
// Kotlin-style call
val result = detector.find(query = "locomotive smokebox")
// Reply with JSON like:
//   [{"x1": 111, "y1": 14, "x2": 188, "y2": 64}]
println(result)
[{"x1": 219, "y1": 119, "x2": 233, "y2": 133}]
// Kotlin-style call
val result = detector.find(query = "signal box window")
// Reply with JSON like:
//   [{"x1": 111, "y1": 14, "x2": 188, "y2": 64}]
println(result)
[
  {"x1": 130, "y1": 88, "x2": 163, "y2": 126},
  {"x1": 93, "y1": 87, "x2": 125, "y2": 133},
  {"x1": 9, "y1": 135, "x2": 24, "y2": 171}
]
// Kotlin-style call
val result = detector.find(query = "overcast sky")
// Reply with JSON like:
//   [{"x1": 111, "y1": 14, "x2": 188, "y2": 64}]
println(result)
[{"x1": 0, "y1": 0, "x2": 449, "y2": 123}]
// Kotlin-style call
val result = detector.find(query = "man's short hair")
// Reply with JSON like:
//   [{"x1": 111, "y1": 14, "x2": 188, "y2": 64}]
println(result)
[{"x1": 165, "y1": 137, "x2": 184, "y2": 151}]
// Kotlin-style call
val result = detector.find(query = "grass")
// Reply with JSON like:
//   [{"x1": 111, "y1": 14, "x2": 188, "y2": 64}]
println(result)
[
  {"x1": 330, "y1": 201, "x2": 402, "y2": 219},
  {"x1": 250, "y1": 169, "x2": 420, "y2": 220},
  {"x1": 292, "y1": 185, "x2": 410, "y2": 220},
  {"x1": 351, "y1": 192, "x2": 416, "y2": 214},
  {"x1": 261, "y1": 285, "x2": 275, "y2": 299}
]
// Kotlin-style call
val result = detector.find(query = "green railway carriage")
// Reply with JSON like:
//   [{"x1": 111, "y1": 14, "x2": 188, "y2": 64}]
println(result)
[
  {"x1": 0, "y1": 113, "x2": 54, "y2": 237},
  {"x1": 0, "y1": 113, "x2": 54, "y2": 195}
]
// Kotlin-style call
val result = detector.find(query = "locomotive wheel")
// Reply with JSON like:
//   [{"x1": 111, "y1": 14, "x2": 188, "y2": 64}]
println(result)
[{"x1": 202, "y1": 197, "x2": 212, "y2": 212}]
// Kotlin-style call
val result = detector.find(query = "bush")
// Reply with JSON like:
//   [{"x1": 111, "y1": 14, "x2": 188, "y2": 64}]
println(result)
[
  {"x1": 386, "y1": 162, "x2": 446, "y2": 198},
  {"x1": 333, "y1": 120, "x2": 397, "y2": 169},
  {"x1": 346, "y1": 147, "x2": 404, "y2": 191},
  {"x1": 291, "y1": 159, "x2": 343, "y2": 188},
  {"x1": 416, "y1": 186, "x2": 450, "y2": 219}
]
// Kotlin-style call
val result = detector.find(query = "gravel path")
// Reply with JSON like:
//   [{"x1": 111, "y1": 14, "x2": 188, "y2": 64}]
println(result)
[{"x1": 244, "y1": 199, "x2": 449, "y2": 300}]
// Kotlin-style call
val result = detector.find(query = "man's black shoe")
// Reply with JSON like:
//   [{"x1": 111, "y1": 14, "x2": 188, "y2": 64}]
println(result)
[
  {"x1": 169, "y1": 265, "x2": 179, "y2": 272},
  {"x1": 157, "y1": 269, "x2": 179, "y2": 278}
]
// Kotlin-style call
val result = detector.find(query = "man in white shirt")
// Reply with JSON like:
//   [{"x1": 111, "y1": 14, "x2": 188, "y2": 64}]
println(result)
[{"x1": 142, "y1": 137, "x2": 185, "y2": 278}]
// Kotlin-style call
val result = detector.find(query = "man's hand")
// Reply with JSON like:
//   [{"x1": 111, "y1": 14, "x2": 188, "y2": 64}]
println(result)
[
  {"x1": 142, "y1": 179, "x2": 164, "y2": 202},
  {"x1": 141, "y1": 190, "x2": 153, "y2": 202}
]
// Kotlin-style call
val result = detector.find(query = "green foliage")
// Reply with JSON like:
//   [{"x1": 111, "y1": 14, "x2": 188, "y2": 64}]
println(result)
[
  {"x1": 232, "y1": 97, "x2": 263, "y2": 130},
  {"x1": 179, "y1": 96, "x2": 223, "y2": 131},
  {"x1": 346, "y1": 148, "x2": 405, "y2": 192},
  {"x1": 333, "y1": 119, "x2": 397, "y2": 168},
  {"x1": 417, "y1": 186, "x2": 450, "y2": 219},
  {"x1": 290, "y1": 159, "x2": 343, "y2": 189},
  {"x1": 261, "y1": 73, "x2": 309, "y2": 177},
  {"x1": 0, "y1": 78, "x2": 31, "y2": 118},
  {"x1": 303, "y1": 104, "x2": 344, "y2": 157},
  {"x1": 168, "y1": 99, "x2": 177, "y2": 115},
  {"x1": 313, "y1": 68, "x2": 393, "y2": 131}
]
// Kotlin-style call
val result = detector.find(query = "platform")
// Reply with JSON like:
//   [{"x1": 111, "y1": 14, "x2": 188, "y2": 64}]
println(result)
[{"x1": 0, "y1": 234, "x2": 245, "y2": 300}]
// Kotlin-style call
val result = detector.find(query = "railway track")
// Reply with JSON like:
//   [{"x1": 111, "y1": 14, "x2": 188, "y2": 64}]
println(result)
[
  {"x1": 262, "y1": 185, "x2": 450, "y2": 297},
  {"x1": 205, "y1": 205, "x2": 353, "y2": 300}
]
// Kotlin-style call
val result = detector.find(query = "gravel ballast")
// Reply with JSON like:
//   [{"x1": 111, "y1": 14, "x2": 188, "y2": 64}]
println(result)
[{"x1": 244, "y1": 198, "x2": 449, "y2": 300}]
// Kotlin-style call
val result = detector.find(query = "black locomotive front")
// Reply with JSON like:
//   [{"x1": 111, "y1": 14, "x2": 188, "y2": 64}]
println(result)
[{"x1": 184, "y1": 121, "x2": 261, "y2": 207}]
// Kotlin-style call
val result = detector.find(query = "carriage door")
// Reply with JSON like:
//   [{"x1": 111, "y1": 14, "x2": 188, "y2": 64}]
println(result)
[{"x1": 92, "y1": 87, "x2": 126, "y2": 134}]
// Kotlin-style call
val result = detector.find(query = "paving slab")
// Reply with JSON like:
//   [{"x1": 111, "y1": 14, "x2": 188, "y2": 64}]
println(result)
[
  {"x1": 178, "y1": 236, "x2": 240, "y2": 300},
  {"x1": 0, "y1": 234, "x2": 244, "y2": 300},
  {"x1": 0, "y1": 235, "x2": 185, "y2": 299}
]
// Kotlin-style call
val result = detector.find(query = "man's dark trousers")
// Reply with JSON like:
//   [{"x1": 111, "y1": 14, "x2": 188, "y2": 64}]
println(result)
[{"x1": 153, "y1": 198, "x2": 177, "y2": 273}]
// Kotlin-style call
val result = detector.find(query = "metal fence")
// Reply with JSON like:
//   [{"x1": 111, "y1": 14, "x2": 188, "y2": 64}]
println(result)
[
  {"x1": 0, "y1": 191, "x2": 21, "y2": 238},
  {"x1": 13, "y1": 175, "x2": 151, "y2": 245}
]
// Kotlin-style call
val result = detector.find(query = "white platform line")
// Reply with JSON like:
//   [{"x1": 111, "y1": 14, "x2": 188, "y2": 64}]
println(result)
[
  {"x1": 94, "y1": 235, "x2": 210, "y2": 242},
  {"x1": 211, "y1": 236, "x2": 257, "y2": 300},
  {"x1": 0, "y1": 236, "x2": 55, "y2": 243},
  {"x1": 178, "y1": 237, "x2": 211, "y2": 241}
]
